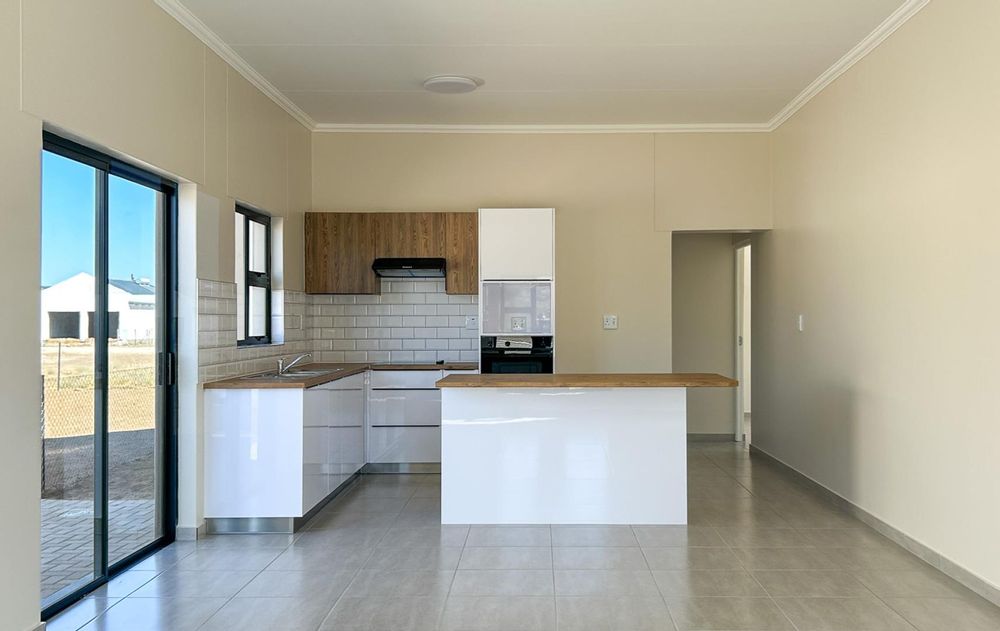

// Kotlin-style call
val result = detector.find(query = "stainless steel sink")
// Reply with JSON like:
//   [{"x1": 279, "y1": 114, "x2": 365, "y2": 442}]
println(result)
[{"x1": 275, "y1": 369, "x2": 341, "y2": 378}]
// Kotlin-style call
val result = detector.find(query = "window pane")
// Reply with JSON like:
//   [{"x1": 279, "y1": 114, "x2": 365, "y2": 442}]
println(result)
[
  {"x1": 106, "y1": 174, "x2": 163, "y2": 566},
  {"x1": 40, "y1": 151, "x2": 97, "y2": 606},
  {"x1": 249, "y1": 219, "x2": 267, "y2": 273},
  {"x1": 235, "y1": 215, "x2": 245, "y2": 341},
  {"x1": 249, "y1": 285, "x2": 267, "y2": 338}
]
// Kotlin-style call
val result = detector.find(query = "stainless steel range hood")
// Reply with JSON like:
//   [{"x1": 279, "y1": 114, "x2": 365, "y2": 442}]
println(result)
[{"x1": 371, "y1": 257, "x2": 447, "y2": 278}]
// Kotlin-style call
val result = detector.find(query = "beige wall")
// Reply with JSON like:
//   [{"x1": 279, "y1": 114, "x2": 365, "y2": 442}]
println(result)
[
  {"x1": 755, "y1": 0, "x2": 1000, "y2": 591},
  {"x1": 672, "y1": 234, "x2": 737, "y2": 436},
  {"x1": 1, "y1": 1, "x2": 312, "y2": 626},
  {"x1": 1, "y1": 1, "x2": 43, "y2": 628},
  {"x1": 312, "y1": 132, "x2": 770, "y2": 372}
]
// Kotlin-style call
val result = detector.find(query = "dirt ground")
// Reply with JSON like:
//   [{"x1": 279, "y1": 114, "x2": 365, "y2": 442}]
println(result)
[{"x1": 41, "y1": 341, "x2": 156, "y2": 438}]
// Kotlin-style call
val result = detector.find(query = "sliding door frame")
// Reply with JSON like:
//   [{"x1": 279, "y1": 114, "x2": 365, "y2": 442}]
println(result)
[{"x1": 41, "y1": 132, "x2": 178, "y2": 620}]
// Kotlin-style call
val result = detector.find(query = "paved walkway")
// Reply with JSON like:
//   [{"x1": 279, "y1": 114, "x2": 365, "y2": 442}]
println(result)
[{"x1": 42, "y1": 499, "x2": 155, "y2": 603}]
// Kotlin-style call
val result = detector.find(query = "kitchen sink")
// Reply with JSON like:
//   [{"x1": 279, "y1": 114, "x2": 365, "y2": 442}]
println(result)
[{"x1": 275, "y1": 369, "x2": 341, "y2": 378}]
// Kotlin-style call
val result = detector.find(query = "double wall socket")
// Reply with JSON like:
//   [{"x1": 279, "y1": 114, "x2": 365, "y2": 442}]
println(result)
[{"x1": 602, "y1": 314, "x2": 618, "y2": 330}]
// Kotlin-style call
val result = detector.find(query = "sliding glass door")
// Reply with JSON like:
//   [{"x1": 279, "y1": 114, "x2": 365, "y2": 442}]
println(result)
[{"x1": 40, "y1": 133, "x2": 177, "y2": 617}]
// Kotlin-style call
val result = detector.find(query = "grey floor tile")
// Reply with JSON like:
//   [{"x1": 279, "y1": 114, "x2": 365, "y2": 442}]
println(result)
[
  {"x1": 451, "y1": 569, "x2": 554, "y2": 596},
  {"x1": 294, "y1": 526, "x2": 389, "y2": 548},
  {"x1": 267, "y1": 543, "x2": 375, "y2": 571},
  {"x1": 394, "y1": 510, "x2": 448, "y2": 527},
  {"x1": 885, "y1": 596, "x2": 1000, "y2": 631},
  {"x1": 853, "y1": 569, "x2": 974, "y2": 599},
  {"x1": 236, "y1": 569, "x2": 356, "y2": 600},
  {"x1": 467, "y1": 525, "x2": 552, "y2": 547},
  {"x1": 332, "y1": 496, "x2": 410, "y2": 514},
  {"x1": 666, "y1": 597, "x2": 795, "y2": 630},
  {"x1": 344, "y1": 569, "x2": 455, "y2": 598},
  {"x1": 128, "y1": 544, "x2": 196, "y2": 572},
  {"x1": 823, "y1": 547, "x2": 928, "y2": 571},
  {"x1": 380, "y1": 525, "x2": 470, "y2": 547},
  {"x1": 552, "y1": 526, "x2": 638, "y2": 547},
  {"x1": 555, "y1": 595, "x2": 675, "y2": 630},
  {"x1": 653, "y1": 569, "x2": 768, "y2": 598},
  {"x1": 319, "y1": 596, "x2": 446, "y2": 631},
  {"x1": 554, "y1": 570, "x2": 660, "y2": 597},
  {"x1": 79, "y1": 597, "x2": 227, "y2": 631},
  {"x1": 643, "y1": 546, "x2": 742, "y2": 570},
  {"x1": 403, "y1": 497, "x2": 442, "y2": 512},
  {"x1": 716, "y1": 527, "x2": 813, "y2": 548},
  {"x1": 365, "y1": 545, "x2": 463, "y2": 570},
  {"x1": 460, "y1": 546, "x2": 553, "y2": 570},
  {"x1": 173, "y1": 547, "x2": 282, "y2": 572},
  {"x1": 199, "y1": 596, "x2": 335, "y2": 631},
  {"x1": 129, "y1": 569, "x2": 257, "y2": 598},
  {"x1": 46, "y1": 598, "x2": 120, "y2": 631},
  {"x1": 553, "y1": 546, "x2": 648, "y2": 570},
  {"x1": 752, "y1": 570, "x2": 872, "y2": 597},
  {"x1": 193, "y1": 533, "x2": 296, "y2": 549},
  {"x1": 775, "y1": 596, "x2": 916, "y2": 630},
  {"x1": 633, "y1": 525, "x2": 725, "y2": 547},
  {"x1": 440, "y1": 595, "x2": 556, "y2": 630},
  {"x1": 795, "y1": 527, "x2": 897, "y2": 549},
  {"x1": 734, "y1": 547, "x2": 842, "y2": 570},
  {"x1": 88, "y1": 571, "x2": 160, "y2": 598}
]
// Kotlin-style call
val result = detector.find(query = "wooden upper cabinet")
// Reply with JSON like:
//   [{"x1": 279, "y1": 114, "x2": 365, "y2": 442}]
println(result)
[
  {"x1": 375, "y1": 213, "x2": 446, "y2": 259},
  {"x1": 444, "y1": 213, "x2": 478, "y2": 295},
  {"x1": 305, "y1": 212, "x2": 379, "y2": 294},
  {"x1": 305, "y1": 211, "x2": 478, "y2": 295}
]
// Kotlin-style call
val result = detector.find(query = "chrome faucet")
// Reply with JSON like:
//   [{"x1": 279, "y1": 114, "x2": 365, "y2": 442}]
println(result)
[{"x1": 277, "y1": 353, "x2": 312, "y2": 375}]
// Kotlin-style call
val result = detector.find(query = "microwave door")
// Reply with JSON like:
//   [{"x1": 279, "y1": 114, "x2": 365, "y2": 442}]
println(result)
[{"x1": 481, "y1": 281, "x2": 553, "y2": 335}]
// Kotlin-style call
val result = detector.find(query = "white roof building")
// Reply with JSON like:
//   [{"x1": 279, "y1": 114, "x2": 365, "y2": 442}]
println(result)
[{"x1": 41, "y1": 272, "x2": 156, "y2": 342}]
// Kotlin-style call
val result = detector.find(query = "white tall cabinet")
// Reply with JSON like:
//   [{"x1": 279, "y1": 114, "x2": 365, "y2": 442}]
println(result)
[{"x1": 478, "y1": 208, "x2": 554, "y2": 280}]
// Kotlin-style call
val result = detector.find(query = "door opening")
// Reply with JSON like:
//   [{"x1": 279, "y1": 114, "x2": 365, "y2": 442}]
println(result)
[{"x1": 735, "y1": 243, "x2": 752, "y2": 443}]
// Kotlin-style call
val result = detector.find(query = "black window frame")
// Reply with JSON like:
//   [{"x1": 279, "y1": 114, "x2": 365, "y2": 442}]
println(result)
[
  {"x1": 41, "y1": 131, "x2": 178, "y2": 621},
  {"x1": 236, "y1": 205, "x2": 272, "y2": 346}
]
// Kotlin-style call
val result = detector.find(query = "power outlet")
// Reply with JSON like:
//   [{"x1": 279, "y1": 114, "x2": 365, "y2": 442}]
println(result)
[
  {"x1": 465, "y1": 315, "x2": 479, "y2": 330},
  {"x1": 602, "y1": 314, "x2": 618, "y2": 330}
]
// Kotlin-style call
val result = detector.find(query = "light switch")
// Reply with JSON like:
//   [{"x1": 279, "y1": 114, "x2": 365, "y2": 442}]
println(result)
[
  {"x1": 465, "y1": 315, "x2": 479, "y2": 330},
  {"x1": 603, "y1": 314, "x2": 618, "y2": 330},
  {"x1": 797, "y1": 314, "x2": 805, "y2": 332}
]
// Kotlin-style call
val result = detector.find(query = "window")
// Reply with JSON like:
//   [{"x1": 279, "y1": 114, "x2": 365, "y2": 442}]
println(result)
[{"x1": 235, "y1": 205, "x2": 271, "y2": 345}]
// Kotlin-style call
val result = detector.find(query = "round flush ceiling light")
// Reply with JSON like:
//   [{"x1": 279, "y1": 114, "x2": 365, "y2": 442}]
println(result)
[{"x1": 422, "y1": 75, "x2": 484, "y2": 94}]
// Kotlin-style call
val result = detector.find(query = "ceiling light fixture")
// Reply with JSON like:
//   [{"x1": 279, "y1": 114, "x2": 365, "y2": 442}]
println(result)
[{"x1": 422, "y1": 75, "x2": 484, "y2": 94}]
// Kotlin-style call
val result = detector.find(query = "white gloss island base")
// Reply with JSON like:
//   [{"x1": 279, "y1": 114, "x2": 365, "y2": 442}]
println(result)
[{"x1": 440, "y1": 386, "x2": 689, "y2": 525}]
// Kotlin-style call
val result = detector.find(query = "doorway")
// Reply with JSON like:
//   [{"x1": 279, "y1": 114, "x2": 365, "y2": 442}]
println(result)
[
  {"x1": 735, "y1": 243, "x2": 752, "y2": 442},
  {"x1": 40, "y1": 133, "x2": 177, "y2": 618}
]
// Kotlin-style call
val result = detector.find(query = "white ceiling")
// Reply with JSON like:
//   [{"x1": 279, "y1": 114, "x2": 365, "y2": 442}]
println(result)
[{"x1": 174, "y1": 0, "x2": 910, "y2": 128}]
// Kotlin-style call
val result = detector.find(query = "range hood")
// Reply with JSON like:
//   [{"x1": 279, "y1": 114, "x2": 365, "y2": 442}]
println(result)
[{"x1": 371, "y1": 257, "x2": 446, "y2": 278}]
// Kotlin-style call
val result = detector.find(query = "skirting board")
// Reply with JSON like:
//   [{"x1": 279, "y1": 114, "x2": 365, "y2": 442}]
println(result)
[
  {"x1": 176, "y1": 522, "x2": 207, "y2": 541},
  {"x1": 749, "y1": 444, "x2": 1000, "y2": 607}
]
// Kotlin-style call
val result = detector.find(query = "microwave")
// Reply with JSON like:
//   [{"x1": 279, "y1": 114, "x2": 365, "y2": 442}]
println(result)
[{"x1": 480, "y1": 336, "x2": 554, "y2": 374}]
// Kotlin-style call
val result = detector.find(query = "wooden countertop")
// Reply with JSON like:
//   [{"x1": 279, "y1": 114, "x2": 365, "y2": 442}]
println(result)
[
  {"x1": 203, "y1": 362, "x2": 478, "y2": 389},
  {"x1": 371, "y1": 363, "x2": 478, "y2": 371},
  {"x1": 435, "y1": 373, "x2": 738, "y2": 389}
]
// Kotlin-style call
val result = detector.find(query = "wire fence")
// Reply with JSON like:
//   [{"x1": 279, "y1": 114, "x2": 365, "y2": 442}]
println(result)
[{"x1": 40, "y1": 366, "x2": 157, "y2": 497}]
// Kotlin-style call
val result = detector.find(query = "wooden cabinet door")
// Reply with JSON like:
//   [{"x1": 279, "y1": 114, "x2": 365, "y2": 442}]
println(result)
[
  {"x1": 375, "y1": 212, "x2": 447, "y2": 258},
  {"x1": 305, "y1": 212, "x2": 379, "y2": 294},
  {"x1": 445, "y1": 212, "x2": 478, "y2": 294}
]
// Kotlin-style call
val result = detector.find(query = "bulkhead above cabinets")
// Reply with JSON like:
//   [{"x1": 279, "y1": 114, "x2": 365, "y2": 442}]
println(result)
[{"x1": 304, "y1": 211, "x2": 478, "y2": 295}]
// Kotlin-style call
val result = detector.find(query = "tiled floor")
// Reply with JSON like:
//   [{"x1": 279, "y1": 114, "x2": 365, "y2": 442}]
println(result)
[{"x1": 47, "y1": 443, "x2": 1000, "y2": 630}]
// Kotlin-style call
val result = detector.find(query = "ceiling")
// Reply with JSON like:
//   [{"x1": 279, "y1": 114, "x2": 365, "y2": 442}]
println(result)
[{"x1": 172, "y1": 0, "x2": 913, "y2": 129}]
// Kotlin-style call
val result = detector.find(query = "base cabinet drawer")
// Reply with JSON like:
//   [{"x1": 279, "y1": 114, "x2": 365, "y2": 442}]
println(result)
[
  {"x1": 369, "y1": 389, "x2": 441, "y2": 427},
  {"x1": 368, "y1": 426, "x2": 441, "y2": 463}
]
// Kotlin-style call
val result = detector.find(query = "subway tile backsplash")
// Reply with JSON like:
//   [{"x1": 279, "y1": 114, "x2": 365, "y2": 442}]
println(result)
[
  {"x1": 311, "y1": 279, "x2": 479, "y2": 364},
  {"x1": 197, "y1": 277, "x2": 478, "y2": 383}
]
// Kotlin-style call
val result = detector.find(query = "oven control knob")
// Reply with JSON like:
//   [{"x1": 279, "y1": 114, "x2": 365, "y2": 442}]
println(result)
[{"x1": 503, "y1": 340, "x2": 510, "y2": 347}]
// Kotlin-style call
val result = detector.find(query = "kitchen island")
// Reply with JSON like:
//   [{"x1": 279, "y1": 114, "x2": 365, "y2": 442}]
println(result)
[{"x1": 436, "y1": 373, "x2": 737, "y2": 525}]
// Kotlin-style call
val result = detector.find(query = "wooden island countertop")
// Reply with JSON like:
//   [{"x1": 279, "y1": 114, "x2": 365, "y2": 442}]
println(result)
[{"x1": 435, "y1": 373, "x2": 737, "y2": 389}]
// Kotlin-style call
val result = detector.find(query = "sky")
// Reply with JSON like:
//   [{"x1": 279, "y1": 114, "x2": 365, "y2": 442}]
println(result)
[{"x1": 41, "y1": 151, "x2": 158, "y2": 287}]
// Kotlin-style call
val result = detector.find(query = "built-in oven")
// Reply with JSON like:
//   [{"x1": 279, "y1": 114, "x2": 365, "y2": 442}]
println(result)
[{"x1": 480, "y1": 335, "x2": 554, "y2": 374}]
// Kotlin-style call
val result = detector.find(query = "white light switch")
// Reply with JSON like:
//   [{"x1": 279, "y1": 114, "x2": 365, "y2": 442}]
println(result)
[
  {"x1": 603, "y1": 314, "x2": 618, "y2": 330},
  {"x1": 465, "y1": 315, "x2": 479, "y2": 330},
  {"x1": 797, "y1": 314, "x2": 805, "y2": 332}
]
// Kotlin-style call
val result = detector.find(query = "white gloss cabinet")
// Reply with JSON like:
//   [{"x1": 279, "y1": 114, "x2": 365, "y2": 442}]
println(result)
[
  {"x1": 367, "y1": 370, "x2": 441, "y2": 464},
  {"x1": 479, "y1": 208, "x2": 554, "y2": 280},
  {"x1": 204, "y1": 373, "x2": 366, "y2": 520}
]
